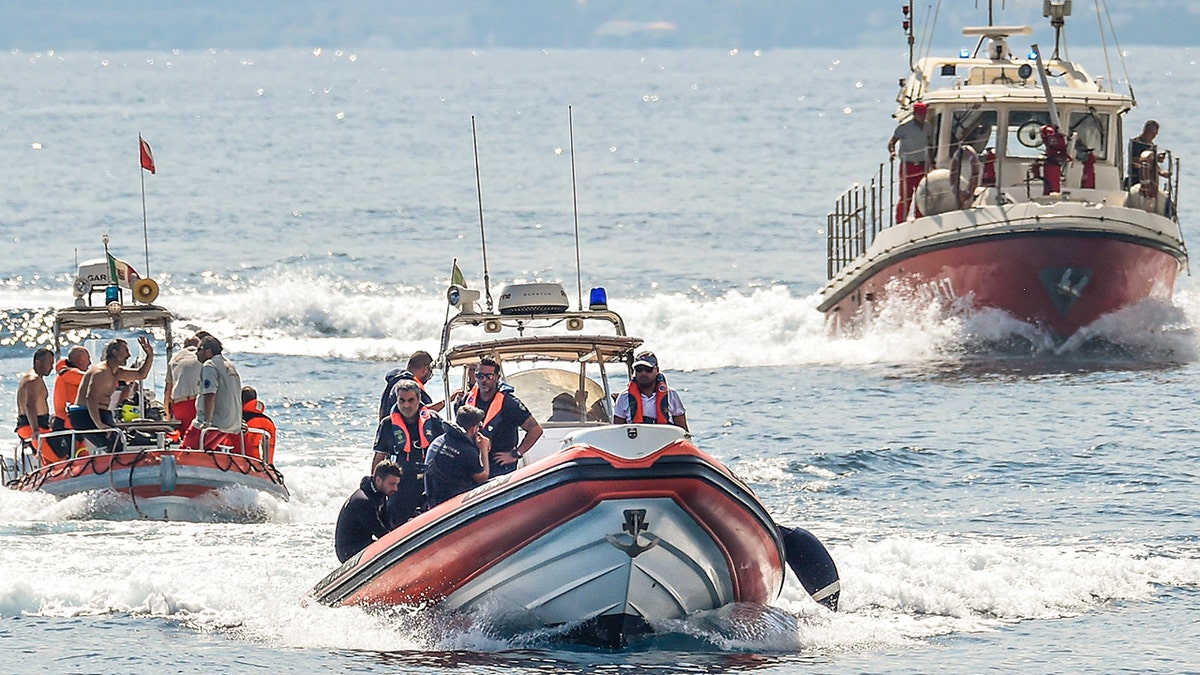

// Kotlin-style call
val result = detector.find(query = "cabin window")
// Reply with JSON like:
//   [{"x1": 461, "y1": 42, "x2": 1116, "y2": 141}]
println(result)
[
  {"x1": 1067, "y1": 110, "x2": 1109, "y2": 161},
  {"x1": 949, "y1": 109, "x2": 999, "y2": 154},
  {"x1": 1006, "y1": 110, "x2": 1053, "y2": 159}
]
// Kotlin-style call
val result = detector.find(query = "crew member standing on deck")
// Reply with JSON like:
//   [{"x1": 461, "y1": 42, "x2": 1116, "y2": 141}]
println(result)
[
  {"x1": 372, "y1": 379, "x2": 443, "y2": 525},
  {"x1": 461, "y1": 356, "x2": 542, "y2": 476},
  {"x1": 888, "y1": 101, "x2": 935, "y2": 222},
  {"x1": 613, "y1": 351, "x2": 688, "y2": 431},
  {"x1": 15, "y1": 348, "x2": 56, "y2": 464}
]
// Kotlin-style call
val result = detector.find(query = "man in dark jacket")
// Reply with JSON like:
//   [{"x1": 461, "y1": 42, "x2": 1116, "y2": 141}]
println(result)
[
  {"x1": 372, "y1": 379, "x2": 443, "y2": 526},
  {"x1": 423, "y1": 405, "x2": 490, "y2": 509},
  {"x1": 377, "y1": 350, "x2": 442, "y2": 419},
  {"x1": 334, "y1": 461, "x2": 402, "y2": 563}
]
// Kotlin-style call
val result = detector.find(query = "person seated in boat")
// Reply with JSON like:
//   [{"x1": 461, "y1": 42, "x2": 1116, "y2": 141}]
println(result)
[
  {"x1": 164, "y1": 332, "x2": 208, "y2": 433},
  {"x1": 49, "y1": 345, "x2": 90, "y2": 459},
  {"x1": 949, "y1": 136, "x2": 982, "y2": 210},
  {"x1": 15, "y1": 347, "x2": 57, "y2": 465},
  {"x1": 372, "y1": 379, "x2": 443, "y2": 525},
  {"x1": 68, "y1": 336, "x2": 155, "y2": 453},
  {"x1": 334, "y1": 460, "x2": 403, "y2": 563},
  {"x1": 423, "y1": 405, "x2": 490, "y2": 509},
  {"x1": 887, "y1": 100, "x2": 934, "y2": 222},
  {"x1": 613, "y1": 351, "x2": 688, "y2": 431},
  {"x1": 548, "y1": 391, "x2": 586, "y2": 422},
  {"x1": 461, "y1": 356, "x2": 543, "y2": 476},
  {"x1": 377, "y1": 350, "x2": 444, "y2": 420},
  {"x1": 241, "y1": 386, "x2": 277, "y2": 463},
  {"x1": 181, "y1": 336, "x2": 244, "y2": 452}
]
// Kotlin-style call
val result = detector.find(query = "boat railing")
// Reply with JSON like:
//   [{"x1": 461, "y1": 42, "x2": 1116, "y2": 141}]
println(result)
[
  {"x1": 198, "y1": 426, "x2": 271, "y2": 461},
  {"x1": 827, "y1": 163, "x2": 893, "y2": 279},
  {"x1": 3, "y1": 427, "x2": 138, "y2": 482}
]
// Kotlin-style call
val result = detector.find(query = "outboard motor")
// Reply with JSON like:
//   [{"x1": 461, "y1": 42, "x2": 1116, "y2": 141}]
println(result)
[{"x1": 779, "y1": 525, "x2": 840, "y2": 610}]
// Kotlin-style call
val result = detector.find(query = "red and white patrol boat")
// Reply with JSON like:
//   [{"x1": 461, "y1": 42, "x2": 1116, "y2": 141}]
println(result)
[
  {"x1": 820, "y1": 2, "x2": 1187, "y2": 340},
  {"x1": 2, "y1": 254, "x2": 289, "y2": 521},
  {"x1": 312, "y1": 281, "x2": 839, "y2": 647}
]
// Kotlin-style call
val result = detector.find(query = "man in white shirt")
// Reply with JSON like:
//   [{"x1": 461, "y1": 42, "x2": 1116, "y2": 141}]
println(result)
[
  {"x1": 164, "y1": 332, "x2": 207, "y2": 431},
  {"x1": 613, "y1": 351, "x2": 688, "y2": 431},
  {"x1": 181, "y1": 336, "x2": 243, "y2": 451}
]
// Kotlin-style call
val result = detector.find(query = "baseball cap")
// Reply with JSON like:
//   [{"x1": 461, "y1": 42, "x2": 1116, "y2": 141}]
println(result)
[
  {"x1": 632, "y1": 351, "x2": 658, "y2": 369},
  {"x1": 913, "y1": 101, "x2": 928, "y2": 113}
]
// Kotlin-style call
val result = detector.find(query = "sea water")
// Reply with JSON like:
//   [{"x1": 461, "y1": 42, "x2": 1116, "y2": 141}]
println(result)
[{"x1": 1, "y1": 43, "x2": 1199, "y2": 673}]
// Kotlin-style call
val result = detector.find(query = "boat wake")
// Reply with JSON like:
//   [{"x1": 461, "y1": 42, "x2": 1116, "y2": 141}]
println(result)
[{"x1": 3, "y1": 273, "x2": 1198, "y2": 368}]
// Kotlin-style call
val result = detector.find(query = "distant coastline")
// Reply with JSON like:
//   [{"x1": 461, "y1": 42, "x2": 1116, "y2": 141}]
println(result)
[{"x1": 0, "y1": 1, "x2": 1182, "y2": 51}]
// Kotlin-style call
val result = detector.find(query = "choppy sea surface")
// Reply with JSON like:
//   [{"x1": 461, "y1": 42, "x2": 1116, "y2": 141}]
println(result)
[{"x1": 2, "y1": 41, "x2": 1200, "y2": 673}]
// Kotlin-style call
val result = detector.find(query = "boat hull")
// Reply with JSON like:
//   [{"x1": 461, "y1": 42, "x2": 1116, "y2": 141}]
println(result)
[
  {"x1": 8, "y1": 449, "x2": 289, "y2": 521},
  {"x1": 820, "y1": 205, "x2": 1185, "y2": 337},
  {"x1": 312, "y1": 427, "x2": 786, "y2": 647}
]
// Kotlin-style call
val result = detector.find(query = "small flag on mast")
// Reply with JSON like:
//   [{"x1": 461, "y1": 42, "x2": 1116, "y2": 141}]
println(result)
[
  {"x1": 451, "y1": 260, "x2": 466, "y2": 287},
  {"x1": 139, "y1": 136, "x2": 156, "y2": 174}
]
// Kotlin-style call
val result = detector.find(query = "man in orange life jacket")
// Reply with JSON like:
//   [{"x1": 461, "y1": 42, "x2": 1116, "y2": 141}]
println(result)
[
  {"x1": 241, "y1": 386, "x2": 277, "y2": 463},
  {"x1": 613, "y1": 351, "x2": 688, "y2": 431},
  {"x1": 461, "y1": 356, "x2": 543, "y2": 476},
  {"x1": 49, "y1": 345, "x2": 91, "y2": 459},
  {"x1": 372, "y1": 379, "x2": 443, "y2": 525}
]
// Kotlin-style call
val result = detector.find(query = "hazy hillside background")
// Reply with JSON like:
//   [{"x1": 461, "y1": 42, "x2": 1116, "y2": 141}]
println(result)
[{"x1": 0, "y1": 1, "x2": 1191, "y2": 51}]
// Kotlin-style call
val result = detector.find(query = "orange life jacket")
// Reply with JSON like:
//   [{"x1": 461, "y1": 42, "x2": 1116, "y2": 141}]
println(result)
[
  {"x1": 625, "y1": 375, "x2": 671, "y2": 424},
  {"x1": 53, "y1": 361, "x2": 85, "y2": 424},
  {"x1": 387, "y1": 407, "x2": 439, "y2": 462},
  {"x1": 464, "y1": 387, "x2": 505, "y2": 429},
  {"x1": 241, "y1": 399, "x2": 277, "y2": 463}
]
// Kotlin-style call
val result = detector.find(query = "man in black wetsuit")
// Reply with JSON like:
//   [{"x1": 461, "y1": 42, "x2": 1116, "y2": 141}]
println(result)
[{"x1": 334, "y1": 461, "x2": 402, "y2": 563}]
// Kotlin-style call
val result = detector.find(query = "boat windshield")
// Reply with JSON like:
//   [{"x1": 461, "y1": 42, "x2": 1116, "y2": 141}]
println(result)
[
  {"x1": 496, "y1": 367, "x2": 611, "y2": 425},
  {"x1": 1068, "y1": 109, "x2": 1109, "y2": 160},
  {"x1": 1007, "y1": 110, "x2": 1053, "y2": 159},
  {"x1": 950, "y1": 108, "x2": 998, "y2": 154}
]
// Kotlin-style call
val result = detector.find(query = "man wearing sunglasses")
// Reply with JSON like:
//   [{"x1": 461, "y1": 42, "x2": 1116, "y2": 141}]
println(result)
[
  {"x1": 461, "y1": 356, "x2": 543, "y2": 475},
  {"x1": 613, "y1": 351, "x2": 688, "y2": 431}
]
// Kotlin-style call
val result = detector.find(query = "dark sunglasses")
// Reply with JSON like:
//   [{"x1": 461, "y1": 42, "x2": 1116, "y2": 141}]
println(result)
[
  {"x1": 634, "y1": 366, "x2": 654, "y2": 373},
  {"x1": 475, "y1": 371, "x2": 498, "y2": 380}
]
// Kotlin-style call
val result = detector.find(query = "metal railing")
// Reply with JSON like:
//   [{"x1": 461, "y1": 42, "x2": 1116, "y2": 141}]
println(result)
[{"x1": 827, "y1": 163, "x2": 893, "y2": 280}]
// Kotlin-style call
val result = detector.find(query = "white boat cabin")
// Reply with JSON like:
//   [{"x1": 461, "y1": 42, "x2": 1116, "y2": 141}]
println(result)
[{"x1": 901, "y1": 25, "x2": 1147, "y2": 205}]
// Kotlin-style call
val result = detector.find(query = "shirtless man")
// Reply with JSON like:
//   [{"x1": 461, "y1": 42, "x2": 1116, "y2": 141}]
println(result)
[
  {"x1": 68, "y1": 336, "x2": 155, "y2": 452},
  {"x1": 16, "y1": 348, "x2": 55, "y2": 462}
]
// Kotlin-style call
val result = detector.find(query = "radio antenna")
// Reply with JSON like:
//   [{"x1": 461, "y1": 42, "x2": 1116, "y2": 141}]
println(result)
[
  {"x1": 471, "y1": 115, "x2": 494, "y2": 312},
  {"x1": 568, "y1": 106, "x2": 583, "y2": 310}
]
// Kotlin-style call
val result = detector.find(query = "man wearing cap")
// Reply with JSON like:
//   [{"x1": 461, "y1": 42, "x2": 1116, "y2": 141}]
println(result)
[
  {"x1": 613, "y1": 351, "x2": 688, "y2": 431},
  {"x1": 887, "y1": 101, "x2": 935, "y2": 222}
]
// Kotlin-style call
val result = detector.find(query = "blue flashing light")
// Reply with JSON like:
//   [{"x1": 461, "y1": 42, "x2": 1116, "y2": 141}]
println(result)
[
  {"x1": 959, "y1": 48, "x2": 970, "y2": 58},
  {"x1": 588, "y1": 286, "x2": 608, "y2": 310},
  {"x1": 1027, "y1": 49, "x2": 1039, "y2": 60},
  {"x1": 105, "y1": 285, "x2": 120, "y2": 304}
]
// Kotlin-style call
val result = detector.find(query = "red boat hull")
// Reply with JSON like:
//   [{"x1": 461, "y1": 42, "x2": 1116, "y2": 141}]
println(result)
[
  {"x1": 313, "y1": 435, "x2": 787, "y2": 645},
  {"x1": 8, "y1": 449, "x2": 289, "y2": 520},
  {"x1": 823, "y1": 232, "x2": 1180, "y2": 337}
]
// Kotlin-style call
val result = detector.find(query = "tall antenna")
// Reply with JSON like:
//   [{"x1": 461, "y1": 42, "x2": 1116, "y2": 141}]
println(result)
[
  {"x1": 471, "y1": 116, "x2": 494, "y2": 312},
  {"x1": 568, "y1": 106, "x2": 583, "y2": 310}
]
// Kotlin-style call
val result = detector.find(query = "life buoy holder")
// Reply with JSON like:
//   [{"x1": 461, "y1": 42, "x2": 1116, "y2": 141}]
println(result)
[{"x1": 133, "y1": 278, "x2": 159, "y2": 304}]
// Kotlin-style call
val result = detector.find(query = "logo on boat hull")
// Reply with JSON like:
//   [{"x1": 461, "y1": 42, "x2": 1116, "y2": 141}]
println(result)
[
  {"x1": 1039, "y1": 267, "x2": 1092, "y2": 316},
  {"x1": 606, "y1": 508, "x2": 661, "y2": 558}
]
